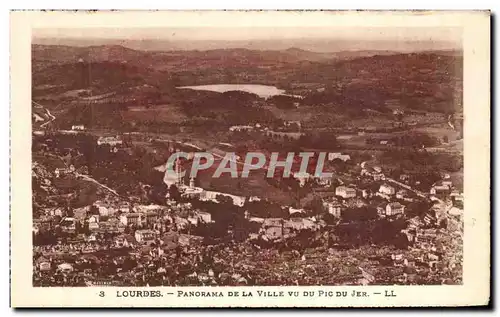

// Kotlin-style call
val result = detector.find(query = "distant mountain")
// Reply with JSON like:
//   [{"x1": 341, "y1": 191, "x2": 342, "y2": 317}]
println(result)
[
  {"x1": 32, "y1": 43, "x2": 409, "y2": 75},
  {"x1": 33, "y1": 37, "x2": 460, "y2": 53}
]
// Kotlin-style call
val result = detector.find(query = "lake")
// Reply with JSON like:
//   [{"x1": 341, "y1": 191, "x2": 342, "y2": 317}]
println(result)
[{"x1": 177, "y1": 84, "x2": 288, "y2": 99}]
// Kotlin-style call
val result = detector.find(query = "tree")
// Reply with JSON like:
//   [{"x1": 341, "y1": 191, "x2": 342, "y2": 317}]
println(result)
[
  {"x1": 89, "y1": 205, "x2": 99, "y2": 215},
  {"x1": 305, "y1": 196, "x2": 324, "y2": 216},
  {"x1": 168, "y1": 184, "x2": 181, "y2": 201},
  {"x1": 406, "y1": 200, "x2": 433, "y2": 218}
]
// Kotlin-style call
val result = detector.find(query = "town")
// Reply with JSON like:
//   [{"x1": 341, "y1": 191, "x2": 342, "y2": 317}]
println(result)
[
  {"x1": 31, "y1": 37, "x2": 464, "y2": 287},
  {"x1": 32, "y1": 120, "x2": 463, "y2": 286}
]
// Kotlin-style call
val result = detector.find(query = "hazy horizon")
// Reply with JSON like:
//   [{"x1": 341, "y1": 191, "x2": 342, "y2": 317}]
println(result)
[{"x1": 32, "y1": 27, "x2": 462, "y2": 53}]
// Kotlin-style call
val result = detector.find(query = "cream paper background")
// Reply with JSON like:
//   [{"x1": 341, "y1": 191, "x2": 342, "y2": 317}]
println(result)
[{"x1": 10, "y1": 10, "x2": 490, "y2": 308}]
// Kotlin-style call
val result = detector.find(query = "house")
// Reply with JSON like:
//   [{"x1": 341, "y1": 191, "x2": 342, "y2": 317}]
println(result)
[
  {"x1": 335, "y1": 186, "x2": 356, "y2": 199},
  {"x1": 288, "y1": 207, "x2": 305, "y2": 216},
  {"x1": 450, "y1": 191, "x2": 464, "y2": 203},
  {"x1": 161, "y1": 231, "x2": 181, "y2": 250},
  {"x1": 143, "y1": 212, "x2": 159, "y2": 226},
  {"x1": 71, "y1": 125, "x2": 85, "y2": 131},
  {"x1": 173, "y1": 216, "x2": 189, "y2": 230},
  {"x1": 386, "y1": 202, "x2": 405, "y2": 216},
  {"x1": 261, "y1": 218, "x2": 284, "y2": 240},
  {"x1": 328, "y1": 152, "x2": 351, "y2": 162},
  {"x1": 373, "y1": 173, "x2": 385, "y2": 181},
  {"x1": 293, "y1": 172, "x2": 311, "y2": 187},
  {"x1": 430, "y1": 184, "x2": 450, "y2": 195},
  {"x1": 423, "y1": 213, "x2": 437, "y2": 226},
  {"x1": 229, "y1": 125, "x2": 254, "y2": 132},
  {"x1": 416, "y1": 234, "x2": 435, "y2": 244},
  {"x1": 98, "y1": 221, "x2": 120, "y2": 233},
  {"x1": 88, "y1": 215, "x2": 100, "y2": 223},
  {"x1": 120, "y1": 213, "x2": 142, "y2": 226},
  {"x1": 315, "y1": 175, "x2": 333, "y2": 187},
  {"x1": 285, "y1": 218, "x2": 316, "y2": 232},
  {"x1": 60, "y1": 217, "x2": 77, "y2": 231},
  {"x1": 57, "y1": 263, "x2": 74, "y2": 273},
  {"x1": 408, "y1": 216, "x2": 424, "y2": 229},
  {"x1": 379, "y1": 184, "x2": 395, "y2": 195},
  {"x1": 344, "y1": 197, "x2": 368, "y2": 209},
  {"x1": 89, "y1": 222, "x2": 99, "y2": 231},
  {"x1": 249, "y1": 217, "x2": 265, "y2": 224},
  {"x1": 391, "y1": 253, "x2": 404, "y2": 261},
  {"x1": 201, "y1": 191, "x2": 246, "y2": 207},
  {"x1": 399, "y1": 174, "x2": 410, "y2": 182},
  {"x1": 373, "y1": 166, "x2": 383, "y2": 173},
  {"x1": 284, "y1": 120, "x2": 302, "y2": 130},
  {"x1": 97, "y1": 136, "x2": 123, "y2": 146},
  {"x1": 73, "y1": 206, "x2": 89, "y2": 220},
  {"x1": 93, "y1": 201, "x2": 117, "y2": 217},
  {"x1": 249, "y1": 196, "x2": 261, "y2": 202},
  {"x1": 361, "y1": 189, "x2": 371, "y2": 198},
  {"x1": 38, "y1": 260, "x2": 51, "y2": 272},
  {"x1": 134, "y1": 229, "x2": 157, "y2": 244},
  {"x1": 195, "y1": 211, "x2": 212, "y2": 223},
  {"x1": 178, "y1": 234, "x2": 203, "y2": 247},
  {"x1": 442, "y1": 181, "x2": 453, "y2": 188},
  {"x1": 117, "y1": 202, "x2": 131, "y2": 213},
  {"x1": 54, "y1": 165, "x2": 75, "y2": 178},
  {"x1": 187, "y1": 215, "x2": 199, "y2": 226},
  {"x1": 396, "y1": 189, "x2": 408, "y2": 199},
  {"x1": 45, "y1": 207, "x2": 64, "y2": 217}
]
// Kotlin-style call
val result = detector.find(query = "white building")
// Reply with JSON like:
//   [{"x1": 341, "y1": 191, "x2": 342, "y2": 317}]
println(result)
[
  {"x1": 379, "y1": 184, "x2": 396, "y2": 196},
  {"x1": 72, "y1": 125, "x2": 85, "y2": 131},
  {"x1": 450, "y1": 191, "x2": 464, "y2": 202},
  {"x1": 88, "y1": 215, "x2": 100, "y2": 223},
  {"x1": 229, "y1": 125, "x2": 254, "y2": 132},
  {"x1": 97, "y1": 136, "x2": 123, "y2": 146},
  {"x1": 60, "y1": 217, "x2": 77, "y2": 231},
  {"x1": 323, "y1": 201, "x2": 343, "y2": 218},
  {"x1": 288, "y1": 207, "x2": 305, "y2": 216},
  {"x1": 293, "y1": 172, "x2": 311, "y2": 187},
  {"x1": 135, "y1": 229, "x2": 156, "y2": 244},
  {"x1": 335, "y1": 186, "x2": 356, "y2": 199},
  {"x1": 430, "y1": 184, "x2": 450, "y2": 195},
  {"x1": 315, "y1": 175, "x2": 333, "y2": 187},
  {"x1": 93, "y1": 201, "x2": 117, "y2": 217},
  {"x1": 448, "y1": 206, "x2": 463, "y2": 217},
  {"x1": 442, "y1": 181, "x2": 453, "y2": 188},
  {"x1": 396, "y1": 189, "x2": 408, "y2": 199},
  {"x1": 195, "y1": 211, "x2": 212, "y2": 223},
  {"x1": 120, "y1": 213, "x2": 142, "y2": 226},
  {"x1": 201, "y1": 190, "x2": 246, "y2": 207},
  {"x1": 328, "y1": 152, "x2": 351, "y2": 162},
  {"x1": 386, "y1": 202, "x2": 405, "y2": 216}
]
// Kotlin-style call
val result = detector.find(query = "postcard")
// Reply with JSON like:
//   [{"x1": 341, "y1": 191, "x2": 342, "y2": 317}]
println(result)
[{"x1": 10, "y1": 10, "x2": 490, "y2": 307}]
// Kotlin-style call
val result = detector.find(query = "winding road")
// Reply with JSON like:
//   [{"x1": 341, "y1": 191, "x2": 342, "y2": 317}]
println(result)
[{"x1": 33, "y1": 101, "x2": 56, "y2": 128}]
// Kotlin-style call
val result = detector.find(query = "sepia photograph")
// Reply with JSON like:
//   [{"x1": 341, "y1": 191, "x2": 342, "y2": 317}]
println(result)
[{"x1": 10, "y1": 10, "x2": 490, "y2": 307}]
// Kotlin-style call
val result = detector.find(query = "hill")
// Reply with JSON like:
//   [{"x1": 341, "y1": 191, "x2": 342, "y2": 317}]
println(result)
[{"x1": 32, "y1": 44, "x2": 463, "y2": 132}]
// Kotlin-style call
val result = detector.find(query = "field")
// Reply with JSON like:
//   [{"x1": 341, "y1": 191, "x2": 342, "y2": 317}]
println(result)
[
  {"x1": 120, "y1": 104, "x2": 188, "y2": 123},
  {"x1": 194, "y1": 164, "x2": 297, "y2": 206}
]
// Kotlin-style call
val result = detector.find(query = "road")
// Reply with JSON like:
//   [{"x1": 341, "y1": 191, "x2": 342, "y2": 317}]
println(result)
[
  {"x1": 447, "y1": 114, "x2": 456, "y2": 130},
  {"x1": 360, "y1": 161, "x2": 431, "y2": 200},
  {"x1": 75, "y1": 172, "x2": 120, "y2": 197},
  {"x1": 51, "y1": 150, "x2": 121, "y2": 198},
  {"x1": 384, "y1": 176, "x2": 428, "y2": 199},
  {"x1": 33, "y1": 101, "x2": 56, "y2": 128}
]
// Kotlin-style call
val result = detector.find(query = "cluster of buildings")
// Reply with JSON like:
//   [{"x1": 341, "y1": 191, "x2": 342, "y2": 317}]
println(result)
[{"x1": 32, "y1": 129, "x2": 463, "y2": 286}]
